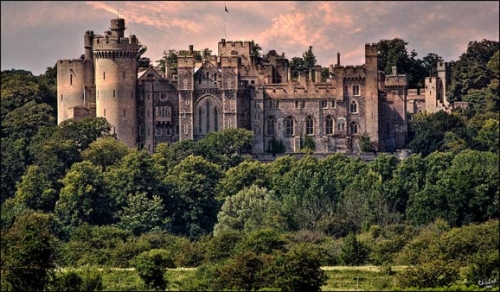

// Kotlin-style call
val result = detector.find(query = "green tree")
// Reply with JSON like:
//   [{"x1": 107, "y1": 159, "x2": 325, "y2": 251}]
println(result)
[
  {"x1": 303, "y1": 46, "x2": 317, "y2": 76},
  {"x1": 213, "y1": 251, "x2": 269, "y2": 291},
  {"x1": 81, "y1": 137, "x2": 130, "y2": 171},
  {"x1": 164, "y1": 155, "x2": 222, "y2": 239},
  {"x1": 215, "y1": 160, "x2": 270, "y2": 200},
  {"x1": 131, "y1": 249, "x2": 175, "y2": 291},
  {"x1": 214, "y1": 185, "x2": 286, "y2": 235},
  {"x1": 117, "y1": 192, "x2": 166, "y2": 236},
  {"x1": 250, "y1": 40, "x2": 262, "y2": 58},
  {"x1": 13, "y1": 165, "x2": 56, "y2": 213},
  {"x1": 474, "y1": 118, "x2": 499, "y2": 152},
  {"x1": 274, "y1": 243, "x2": 327, "y2": 292},
  {"x1": 340, "y1": 233, "x2": 369, "y2": 266},
  {"x1": 1, "y1": 212, "x2": 57, "y2": 291}
]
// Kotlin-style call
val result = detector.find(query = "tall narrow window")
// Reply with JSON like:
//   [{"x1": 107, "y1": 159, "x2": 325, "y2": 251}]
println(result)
[
  {"x1": 321, "y1": 100, "x2": 327, "y2": 108},
  {"x1": 123, "y1": 108, "x2": 126, "y2": 116},
  {"x1": 325, "y1": 116, "x2": 333, "y2": 135},
  {"x1": 267, "y1": 116, "x2": 275, "y2": 135},
  {"x1": 331, "y1": 100, "x2": 336, "y2": 108},
  {"x1": 206, "y1": 101, "x2": 211, "y2": 133},
  {"x1": 70, "y1": 74, "x2": 73, "y2": 85},
  {"x1": 198, "y1": 108, "x2": 202, "y2": 133},
  {"x1": 113, "y1": 90, "x2": 116, "y2": 99},
  {"x1": 104, "y1": 109, "x2": 106, "y2": 117},
  {"x1": 350, "y1": 122, "x2": 358, "y2": 134},
  {"x1": 60, "y1": 94, "x2": 63, "y2": 101},
  {"x1": 103, "y1": 72, "x2": 105, "y2": 80},
  {"x1": 306, "y1": 116, "x2": 314, "y2": 135},
  {"x1": 214, "y1": 107, "x2": 219, "y2": 131},
  {"x1": 285, "y1": 117, "x2": 294, "y2": 136},
  {"x1": 344, "y1": 84, "x2": 348, "y2": 96},
  {"x1": 350, "y1": 101, "x2": 357, "y2": 113},
  {"x1": 353, "y1": 85, "x2": 360, "y2": 96}
]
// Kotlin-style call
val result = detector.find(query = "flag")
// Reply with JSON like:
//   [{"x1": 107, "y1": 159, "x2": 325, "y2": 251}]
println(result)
[{"x1": 225, "y1": 5, "x2": 228, "y2": 13}]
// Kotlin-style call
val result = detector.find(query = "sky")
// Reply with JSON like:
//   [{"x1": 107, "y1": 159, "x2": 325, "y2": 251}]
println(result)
[{"x1": 1, "y1": 1, "x2": 499, "y2": 76}]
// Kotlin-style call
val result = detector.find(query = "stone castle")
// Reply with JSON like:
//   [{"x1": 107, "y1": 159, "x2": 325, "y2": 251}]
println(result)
[{"x1": 57, "y1": 18, "x2": 461, "y2": 156}]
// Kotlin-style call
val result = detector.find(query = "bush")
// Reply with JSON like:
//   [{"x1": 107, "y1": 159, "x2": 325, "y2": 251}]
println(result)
[
  {"x1": 340, "y1": 233, "x2": 369, "y2": 266},
  {"x1": 130, "y1": 249, "x2": 175, "y2": 290},
  {"x1": 397, "y1": 260, "x2": 460, "y2": 289}
]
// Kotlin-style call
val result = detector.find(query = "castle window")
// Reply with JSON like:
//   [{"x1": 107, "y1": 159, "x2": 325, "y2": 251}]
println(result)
[
  {"x1": 350, "y1": 122, "x2": 358, "y2": 134},
  {"x1": 353, "y1": 85, "x2": 360, "y2": 96},
  {"x1": 104, "y1": 109, "x2": 106, "y2": 117},
  {"x1": 325, "y1": 116, "x2": 334, "y2": 135},
  {"x1": 306, "y1": 116, "x2": 314, "y2": 135},
  {"x1": 214, "y1": 107, "x2": 219, "y2": 131},
  {"x1": 156, "y1": 124, "x2": 162, "y2": 136},
  {"x1": 350, "y1": 100, "x2": 358, "y2": 113},
  {"x1": 113, "y1": 90, "x2": 116, "y2": 99},
  {"x1": 166, "y1": 123, "x2": 172, "y2": 136},
  {"x1": 198, "y1": 108, "x2": 202, "y2": 133},
  {"x1": 285, "y1": 116, "x2": 294, "y2": 136},
  {"x1": 321, "y1": 100, "x2": 327, "y2": 109},
  {"x1": 103, "y1": 72, "x2": 105, "y2": 80},
  {"x1": 331, "y1": 100, "x2": 336, "y2": 108},
  {"x1": 70, "y1": 74, "x2": 73, "y2": 85},
  {"x1": 123, "y1": 108, "x2": 126, "y2": 116},
  {"x1": 267, "y1": 116, "x2": 276, "y2": 135},
  {"x1": 337, "y1": 119, "x2": 345, "y2": 131},
  {"x1": 295, "y1": 100, "x2": 299, "y2": 109},
  {"x1": 60, "y1": 94, "x2": 63, "y2": 101},
  {"x1": 206, "y1": 100, "x2": 211, "y2": 133}
]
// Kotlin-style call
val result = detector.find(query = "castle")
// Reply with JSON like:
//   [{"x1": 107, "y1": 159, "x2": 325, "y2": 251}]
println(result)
[{"x1": 57, "y1": 18, "x2": 460, "y2": 156}]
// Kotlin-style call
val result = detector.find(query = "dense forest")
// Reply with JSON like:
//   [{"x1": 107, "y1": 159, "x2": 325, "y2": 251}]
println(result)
[{"x1": 1, "y1": 38, "x2": 498, "y2": 291}]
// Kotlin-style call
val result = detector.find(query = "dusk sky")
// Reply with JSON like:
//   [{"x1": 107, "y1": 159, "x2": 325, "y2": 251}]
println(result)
[{"x1": 1, "y1": 1, "x2": 499, "y2": 76}]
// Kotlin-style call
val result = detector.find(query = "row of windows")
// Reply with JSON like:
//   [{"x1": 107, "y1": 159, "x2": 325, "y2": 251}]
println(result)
[
  {"x1": 139, "y1": 124, "x2": 179, "y2": 137},
  {"x1": 266, "y1": 116, "x2": 358, "y2": 136},
  {"x1": 344, "y1": 84, "x2": 360, "y2": 96}
]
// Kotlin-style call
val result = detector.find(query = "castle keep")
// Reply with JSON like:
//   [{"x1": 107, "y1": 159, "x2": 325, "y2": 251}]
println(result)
[{"x1": 57, "y1": 18, "x2": 454, "y2": 155}]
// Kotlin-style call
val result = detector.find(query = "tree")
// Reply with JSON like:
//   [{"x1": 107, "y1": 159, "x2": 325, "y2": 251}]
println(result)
[
  {"x1": 250, "y1": 40, "x2": 262, "y2": 58},
  {"x1": 164, "y1": 155, "x2": 222, "y2": 239},
  {"x1": 339, "y1": 233, "x2": 369, "y2": 266},
  {"x1": 213, "y1": 251, "x2": 269, "y2": 291},
  {"x1": 117, "y1": 192, "x2": 166, "y2": 236},
  {"x1": 215, "y1": 160, "x2": 270, "y2": 200},
  {"x1": 274, "y1": 243, "x2": 327, "y2": 292},
  {"x1": 81, "y1": 136, "x2": 130, "y2": 171},
  {"x1": 447, "y1": 39, "x2": 499, "y2": 102},
  {"x1": 303, "y1": 46, "x2": 317, "y2": 76},
  {"x1": 474, "y1": 118, "x2": 499, "y2": 152},
  {"x1": 1, "y1": 212, "x2": 57, "y2": 291},
  {"x1": 55, "y1": 161, "x2": 112, "y2": 235},
  {"x1": 131, "y1": 249, "x2": 175, "y2": 291},
  {"x1": 13, "y1": 165, "x2": 57, "y2": 213},
  {"x1": 214, "y1": 185, "x2": 286, "y2": 236}
]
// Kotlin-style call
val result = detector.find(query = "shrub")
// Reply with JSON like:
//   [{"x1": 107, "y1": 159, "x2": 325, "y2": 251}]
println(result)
[{"x1": 130, "y1": 249, "x2": 175, "y2": 290}]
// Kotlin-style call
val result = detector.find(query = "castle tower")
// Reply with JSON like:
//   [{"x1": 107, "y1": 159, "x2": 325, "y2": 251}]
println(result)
[
  {"x1": 93, "y1": 18, "x2": 139, "y2": 148},
  {"x1": 364, "y1": 43, "x2": 380, "y2": 146},
  {"x1": 177, "y1": 47, "x2": 195, "y2": 141},
  {"x1": 57, "y1": 30, "x2": 96, "y2": 124},
  {"x1": 437, "y1": 62, "x2": 451, "y2": 106}
]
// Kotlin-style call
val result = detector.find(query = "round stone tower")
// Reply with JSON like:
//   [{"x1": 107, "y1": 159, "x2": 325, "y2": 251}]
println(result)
[{"x1": 93, "y1": 18, "x2": 139, "y2": 148}]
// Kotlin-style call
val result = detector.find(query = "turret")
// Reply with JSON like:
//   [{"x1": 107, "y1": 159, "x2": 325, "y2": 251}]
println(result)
[{"x1": 94, "y1": 18, "x2": 139, "y2": 148}]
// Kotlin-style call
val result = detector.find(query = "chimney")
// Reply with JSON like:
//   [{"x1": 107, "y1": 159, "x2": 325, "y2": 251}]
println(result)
[
  {"x1": 337, "y1": 52, "x2": 340, "y2": 66},
  {"x1": 189, "y1": 45, "x2": 194, "y2": 55}
]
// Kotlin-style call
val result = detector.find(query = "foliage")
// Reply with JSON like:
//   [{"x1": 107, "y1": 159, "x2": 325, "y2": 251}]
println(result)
[
  {"x1": 130, "y1": 249, "x2": 175, "y2": 290},
  {"x1": 397, "y1": 260, "x2": 460, "y2": 289},
  {"x1": 81, "y1": 137, "x2": 130, "y2": 171},
  {"x1": 266, "y1": 136, "x2": 286, "y2": 156},
  {"x1": 339, "y1": 233, "x2": 369, "y2": 266},
  {"x1": 301, "y1": 135, "x2": 316, "y2": 152},
  {"x1": 1, "y1": 212, "x2": 57, "y2": 291},
  {"x1": 359, "y1": 132, "x2": 374, "y2": 152},
  {"x1": 117, "y1": 193, "x2": 167, "y2": 236},
  {"x1": 215, "y1": 160, "x2": 270, "y2": 200},
  {"x1": 214, "y1": 185, "x2": 285, "y2": 235}
]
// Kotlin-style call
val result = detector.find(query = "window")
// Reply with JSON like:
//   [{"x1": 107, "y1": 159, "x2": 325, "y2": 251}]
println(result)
[
  {"x1": 350, "y1": 122, "x2": 358, "y2": 134},
  {"x1": 206, "y1": 100, "x2": 211, "y2": 133},
  {"x1": 353, "y1": 85, "x2": 360, "y2": 96},
  {"x1": 306, "y1": 116, "x2": 314, "y2": 135},
  {"x1": 198, "y1": 108, "x2": 202, "y2": 133},
  {"x1": 60, "y1": 94, "x2": 63, "y2": 101},
  {"x1": 285, "y1": 117, "x2": 294, "y2": 136},
  {"x1": 321, "y1": 100, "x2": 327, "y2": 109},
  {"x1": 113, "y1": 90, "x2": 116, "y2": 99},
  {"x1": 295, "y1": 100, "x2": 299, "y2": 109},
  {"x1": 337, "y1": 119, "x2": 345, "y2": 131},
  {"x1": 267, "y1": 116, "x2": 275, "y2": 135},
  {"x1": 103, "y1": 109, "x2": 106, "y2": 117},
  {"x1": 156, "y1": 124, "x2": 162, "y2": 136},
  {"x1": 350, "y1": 101, "x2": 357, "y2": 113},
  {"x1": 331, "y1": 100, "x2": 336, "y2": 108},
  {"x1": 123, "y1": 108, "x2": 126, "y2": 116},
  {"x1": 103, "y1": 72, "x2": 105, "y2": 80},
  {"x1": 325, "y1": 116, "x2": 333, "y2": 135},
  {"x1": 214, "y1": 107, "x2": 219, "y2": 131},
  {"x1": 70, "y1": 74, "x2": 73, "y2": 85}
]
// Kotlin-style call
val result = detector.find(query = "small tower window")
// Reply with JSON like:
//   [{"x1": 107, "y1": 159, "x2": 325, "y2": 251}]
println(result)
[
  {"x1": 123, "y1": 108, "x2": 126, "y2": 116},
  {"x1": 60, "y1": 94, "x2": 63, "y2": 101},
  {"x1": 285, "y1": 116, "x2": 294, "y2": 136},
  {"x1": 325, "y1": 116, "x2": 333, "y2": 135},
  {"x1": 306, "y1": 116, "x2": 314, "y2": 135},
  {"x1": 350, "y1": 101, "x2": 357, "y2": 113},
  {"x1": 350, "y1": 122, "x2": 358, "y2": 134},
  {"x1": 267, "y1": 116, "x2": 275, "y2": 135},
  {"x1": 103, "y1": 72, "x2": 105, "y2": 80},
  {"x1": 331, "y1": 100, "x2": 336, "y2": 108},
  {"x1": 70, "y1": 74, "x2": 73, "y2": 85},
  {"x1": 321, "y1": 100, "x2": 327, "y2": 109},
  {"x1": 113, "y1": 90, "x2": 116, "y2": 99},
  {"x1": 353, "y1": 85, "x2": 360, "y2": 96},
  {"x1": 104, "y1": 109, "x2": 106, "y2": 117}
]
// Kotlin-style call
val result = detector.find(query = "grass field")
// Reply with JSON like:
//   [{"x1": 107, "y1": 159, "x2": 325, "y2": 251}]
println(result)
[{"x1": 65, "y1": 265, "x2": 408, "y2": 291}]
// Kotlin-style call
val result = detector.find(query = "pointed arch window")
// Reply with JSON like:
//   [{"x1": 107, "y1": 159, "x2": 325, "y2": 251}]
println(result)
[
  {"x1": 306, "y1": 116, "x2": 314, "y2": 135},
  {"x1": 285, "y1": 116, "x2": 294, "y2": 136},
  {"x1": 206, "y1": 100, "x2": 211, "y2": 132},
  {"x1": 350, "y1": 100, "x2": 358, "y2": 113},
  {"x1": 267, "y1": 116, "x2": 276, "y2": 135},
  {"x1": 214, "y1": 107, "x2": 219, "y2": 131},
  {"x1": 350, "y1": 122, "x2": 358, "y2": 134},
  {"x1": 198, "y1": 108, "x2": 203, "y2": 133},
  {"x1": 325, "y1": 116, "x2": 334, "y2": 135}
]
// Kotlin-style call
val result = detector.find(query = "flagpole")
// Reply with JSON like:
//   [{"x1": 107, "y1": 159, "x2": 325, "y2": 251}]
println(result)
[{"x1": 224, "y1": 5, "x2": 227, "y2": 40}]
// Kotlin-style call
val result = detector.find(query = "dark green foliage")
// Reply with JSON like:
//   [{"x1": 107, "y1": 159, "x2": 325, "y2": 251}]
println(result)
[
  {"x1": 397, "y1": 260, "x2": 460, "y2": 289},
  {"x1": 1, "y1": 212, "x2": 57, "y2": 291},
  {"x1": 131, "y1": 249, "x2": 175, "y2": 290},
  {"x1": 235, "y1": 228, "x2": 287, "y2": 255},
  {"x1": 274, "y1": 243, "x2": 327, "y2": 292},
  {"x1": 266, "y1": 136, "x2": 286, "y2": 156},
  {"x1": 301, "y1": 135, "x2": 316, "y2": 152},
  {"x1": 340, "y1": 233, "x2": 369, "y2": 266}
]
